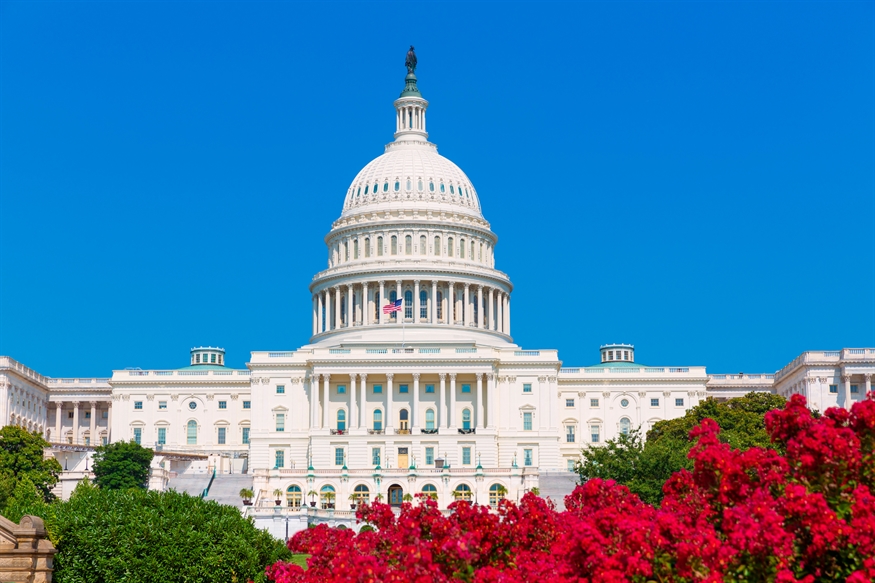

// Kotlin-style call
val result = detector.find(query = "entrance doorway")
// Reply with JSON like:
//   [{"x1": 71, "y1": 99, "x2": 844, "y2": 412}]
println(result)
[
  {"x1": 388, "y1": 484, "x2": 404, "y2": 506},
  {"x1": 398, "y1": 447, "x2": 409, "y2": 468}
]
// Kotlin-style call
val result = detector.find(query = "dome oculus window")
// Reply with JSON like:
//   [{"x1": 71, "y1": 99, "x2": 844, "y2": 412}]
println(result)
[
  {"x1": 394, "y1": 181, "x2": 400, "y2": 191},
  {"x1": 450, "y1": 185, "x2": 454, "y2": 194},
  {"x1": 188, "y1": 402, "x2": 197, "y2": 410},
  {"x1": 383, "y1": 182, "x2": 389, "y2": 192},
  {"x1": 440, "y1": 183, "x2": 445, "y2": 193},
  {"x1": 417, "y1": 180, "x2": 423, "y2": 191},
  {"x1": 364, "y1": 185, "x2": 369, "y2": 195},
  {"x1": 373, "y1": 183, "x2": 379, "y2": 194},
  {"x1": 357, "y1": 187, "x2": 361, "y2": 197},
  {"x1": 406, "y1": 180, "x2": 412, "y2": 190},
  {"x1": 620, "y1": 398, "x2": 629, "y2": 408},
  {"x1": 429, "y1": 181, "x2": 434, "y2": 192}
]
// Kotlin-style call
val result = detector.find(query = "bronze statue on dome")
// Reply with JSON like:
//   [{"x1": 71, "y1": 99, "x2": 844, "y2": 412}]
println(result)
[{"x1": 405, "y1": 46, "x2": 417, "y2": 74}]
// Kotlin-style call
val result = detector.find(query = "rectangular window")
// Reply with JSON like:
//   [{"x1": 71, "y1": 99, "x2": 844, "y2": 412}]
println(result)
[
  {"x1": 211, "y1": 354, "x2": 216, "y2": 363},
  {"x1": 275, "y1": 450, "x2": 284, "y2": 468},
  {"x1": 851, "y1": 384, "x2": 859, "y2": 394},
  {"x1": 523, "y1": 411, "x2": 533, "y2": 431},
  {"x1": 276, "y1": 413, "x2": 285, "y2": 432},
  {"x1": 651, "y1": 398, "x2": 659, "y2": 407},
  {"x1": 829, "y1": 385, "x2": 838, "y2": 394},
  {"x1": 591, "y1": 425, "x2": 600, "y2": 443},
  {"x1": 590, "y1": 398, "x2": 599, "y2": 407},
  {"x1": 102, "y1": 437, "x2": 108, "y2": 445},
  {"x1": 335, "y1": 447, "x2": 344, "y2": 466},
  {"x1": 462, "y1": 384, "x2": 471, "y2": 393},
  {"x1": 243, "y1": 400, "x2": 251, "y2": 409},
  {"x1": 218, "y1": 401, "x2": 227, "y2": 409},
  {"x1": 338, "y1": 385, "x2": 346, "y2": 394},
  {"x1": 523, "y1": 383, "x2": 532, "y2": 393},
  {"x1": 523, "y1": 449, "x2": 533, "y2": 467},
  {"x1": 217, "y1": 427, "x2": 226, "y2": 444},
  {"x1": 566, "y1": 425, "x2": 575, "y2": 442},
  {"x1": 565, "y1": 398, "x2": 574, "y2": 408},
  {"x1": 399, "y1": 384, "x2": 408, "y2": 393},
  {"x1": 372, "y1": 447, "x2": 381, "y2": 466},
  {"x1": 567, "y1": 459, "x2": 576, "y2": 472},
  {"x1": 242, "y1": 427, "x2": 250, "y2": 444},
  {"x1": 85, "y1": 411, "x2": 91, "y2": 419},
  {"x1": 157, "y1": 427, "x2": 166, "y2": 445},
  {"x1": 158, "y1": 401, "x2": 167, "y2": 410},
  {"x1": 68, "y1": 412, "x2": 74, "y2": 419},
  {"x1": 675, "y1": 398, "x2": 684, "y2": 407},
  {"x1": 102, "y1": 411, "x2": 108, "y2": 419},
  {"x1": 425, "y1": 384, "x2": 435, "y2": 393},
  {"x1": 462, "y1": 447, "x2": 472, "y2": 465},
  {"x1": 425, "y1": 447, "x2": 434, "y2": 465},
  {"x1": 276, "y1": 385, "x2": 285, "y2": 394},
  {"x1": 134, "y1": 401, "x2": 143, "y2": 410},
  {"x1": 373, "y1": 384, "x2": 383, "y2": 394},
  {"x1": 133, "y1": 427, "x2": 142, "y2": 445}
]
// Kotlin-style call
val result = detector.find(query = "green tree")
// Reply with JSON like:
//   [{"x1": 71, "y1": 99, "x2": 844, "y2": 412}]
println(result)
[
  {"x1": 575, "y1": 392, "x2": 787, "y2": 505},
  {"x1": 92, "y1": 440, "x2": 154, "y2": 489},
  {"x1": 1, "y1": 476, "x2": 50, "y2": 523},
  {"x1": 0, "y1": 425, "x2": 61, "y2": 508}
]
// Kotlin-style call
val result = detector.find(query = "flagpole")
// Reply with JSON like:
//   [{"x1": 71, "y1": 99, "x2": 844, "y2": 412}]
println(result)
[{"x1": 401, "y1": 300, "x2": 405, "y2": 348}]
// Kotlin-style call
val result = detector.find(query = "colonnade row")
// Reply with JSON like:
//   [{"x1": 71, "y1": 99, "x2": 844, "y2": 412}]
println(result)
[
  {"x1": 396, "y1": 103, "x2": 425, "y2": 132},
  {"x1": 312, "y1": 280, "x2": 510, "y2": 336},
  {"x1": 50, "y1": 401, "x2": 111, "y2": 445},
  {"x1": 309, "y1": 372, "x2": 496, "y2": 433}
]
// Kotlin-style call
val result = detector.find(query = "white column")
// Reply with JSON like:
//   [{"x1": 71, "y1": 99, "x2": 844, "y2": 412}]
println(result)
[
  {"x1": 322, "y1": 374, "x2": 331, "y2": 429},
  {"x1": 866, "y1": 374, "x2": 872, "y2": 397},
  {"x1": 335, "y1": 286, "x2": 342, "y2": 329},
  {"x1": 489, "y1": 288, "x2": 496, "y2": 330},
  {"x1": 476, "y1": 373, "x2": 484, "y2": 430},
  {"x1": 312, "y1": 296, "x2": 318, "y2": 335},
  {"x1": 72, "y1": 401, "x2": 80, "y2": 444},
  {"x1": 412, "y1": 373, "x2": 420, "y2": 430},
  {"x1": 386, "y1": 373, "x2": 394, "y2": 432},
  {"x1": 379, "y1": 281, "x2": 386, "y2": 324},
  {"x1": 463, "y1": 284, "x2": 470, "y2": 327},
  {"x1": 54, "y1": 402, "x2": 62, "y2": 442},
  {"x1": 396, "y1": 280, "x2": 402, "y2": 323},
  {"x1": 477, "y1": 285, "x2": 484, "y2": 329},
  {"x1": 362, "y1": 282, "x2": 370, "y2": 325},
  {"x1": 506, "y1": 295, "x2": 511, "y2": 336},
  {"x1": 497, "y1": 293, "x2": 504, "y2": 333},
  {"x1": 449, "y1": 373, "x2": 457, "y2": 429},
  {"x1": 106, "y1": 403, "x2": 112, "y2": 442},
  {"x1": 448, "y1": 282, "x2": 455, "y2": 325},
  {"x1": 843, "y1": 374, "x2": 852, "y2": 408},
  {"x1": 359, "y1": 373, "x2": 368, "y2": 429},
  {"x1": 318, "y1": 292, "x2": 325, "y2": 332},
  {"x1": 350, "y1": 374, "x2": 358, "y2": 430},
  {"x1": 310, "y1": 375, "x2": 319, "y2": 428},
  {"x1": 89, "y1": 401, "x2": 97, "y2": 446},
  {"x1": 439, "y1": 373, "x2": 447, "y2": 428},
  {"x1": 347, "y1": 284, "x2": 354, "y2": 327},
  {"x1": 414, "y1": 280, "x2": 421, "y2": 322},
  {"x1": 431, "y1": 280, "x2": 437, "y2": 324},
  {"x1": 323, "y1": 290, "x2": 330, "y2": 330},
  {"x1": 487, "y1": 373, "x2": 496, "y2": 429}
]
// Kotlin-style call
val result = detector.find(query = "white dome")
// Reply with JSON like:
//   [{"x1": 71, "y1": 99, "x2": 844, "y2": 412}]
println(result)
[{"x1": 341, "y1": 141, "x2": 482, "y2": 219}]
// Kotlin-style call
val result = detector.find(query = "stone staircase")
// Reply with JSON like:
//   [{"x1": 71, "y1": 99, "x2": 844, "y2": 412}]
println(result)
[
  {"x1": 203, "y1": 474, "x2": 254, "y2": 507},
  {"x1": 166, "y1": 474, "x2": 212, "y2": 497},
  {"x1": 538, "y1": 470, "x2": 579, "y2": 511}
]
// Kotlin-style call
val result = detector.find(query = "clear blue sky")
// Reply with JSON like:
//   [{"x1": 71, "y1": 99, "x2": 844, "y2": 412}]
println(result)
[{"x1": 1, "y1": 1, "x2": 873, "y2": 377}]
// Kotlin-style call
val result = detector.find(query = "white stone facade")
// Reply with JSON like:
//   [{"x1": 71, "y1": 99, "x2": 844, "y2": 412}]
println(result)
[{"x1": 1, "y1": 66, "x2": 873, "y2": 512}]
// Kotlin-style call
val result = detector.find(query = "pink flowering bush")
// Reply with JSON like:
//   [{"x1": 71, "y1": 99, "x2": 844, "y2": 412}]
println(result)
[{"x1": 266, "y1": 392, "x2": 875, "y2": 583}]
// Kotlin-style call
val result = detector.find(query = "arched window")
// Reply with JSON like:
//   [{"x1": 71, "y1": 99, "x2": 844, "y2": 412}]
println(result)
[
  {"x1": 377, "y1": 236, "x2": 383, "y2": 256},
  {"x1": 337, "y1": 410, "x2": 346, "y2": 432},
  {"x1": 373, "y1": 183, "x2": 379, "y2": 194},
  {"x1": 340, "y1": 296, "x2": 347, "y2": 326},
  {"x1": 186, "y1": 420, "x2": 197, "y2": 445},
  {"x1": 365, "y1": 238, "x2": 370, "y2": 258},
  {"x1": 473, "y1": 296, "x2": 478, "y2": 323},
  {"x1": 460, "y1": 239, "x2": 465, "y2": 259},
  {"x1": 374, "y1": 292, "x2": 380, "y2": 321},
  {"x1": 389, "y1": 290, "x2": 398, "y2": 320},
  {"x1": 404, "y1": 290, "x2": 413, "y2": 319},
  {"x1": 462, "y1": 409, "x2": 472, "y2": 430},
  {"x1": 419, "y1": 290, "x2": 428, "y2": 319},
  {"x1": 391, "y1": 236, "x2": 397, "y2": 255},
  {"x1": 353, "y1": 484, "x2": 370, "y2": 504},
  {"x1": 440, "y1": 183, "x2": 445, "y2": 193},
  {"x1": 471, "y1": 241, "x2": 475, "y2": 259},
  {"x1": 418, "y1": 180, "x2": 423, "y2": 191},
  {"x1": 320, "y1": 485, "x2": 336, "y2": 509},
  {"x1": 453, "y1": 483, "x2": 472, "y2": 501},
  {"x1": 489, "y1": 484, "x2": 506, "y2": 508},
  {"x1": 425, "y1": 409, "x2": 435, "y2": 430},
  {"x1": 480, "y1": 242, "x2": 484, "y2": 262},
  {"x1": 394, "y1": 181, "x2": 400, "y2": 192},
  {"x1": 373, "y1": 409, "x2": 383, "y2": 431},
  {"x1": 429, "y1": 181, "x2": 435, "y2": 192},
  {"x1": 448, "y1": 238, "x2": 454, "y2": 256},
  {"x1": 421, "y1": 483, "x2": 438, "y2": 499},
  {"x1": 434, "y1": 236, "x2": 441, "y2": 255},
  {"x1": 353, "y1": 239, "x2": 359, "y2": 259},
  {"x1": 437, "y1": 291, "x2": 443, "y2": 320},
  {"x1": 420, "y1": 235, "x2": 426, "y2": 255},
  {"x1": 406, "y1": 179, "x2": 412, "y2": 190},
  {"x1": 620, "y1": 417, "x2": 631, "y2": 435},
  {"x1": 364, "y1": 184, "x2": 369, "y2": 195},
  {"x1": 405, "y1": 235, "x2": 412, "y2": 255},
  {"x1": 399, "y1": 409, "x2": 409, "y2": 431},
  {"x1": 344, "y1": 242, "x2": 349, "y2": 262},
  {"x1": 286, "y1": 485, "x2": 302, "y2": 508}
]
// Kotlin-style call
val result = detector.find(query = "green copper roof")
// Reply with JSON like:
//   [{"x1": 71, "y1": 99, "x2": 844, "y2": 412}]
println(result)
[
  {"x1": 400, "y1": 72, "x2": 421, "y2": 97},
  {"x1": 585, "y1": 361, "x2": 649, "y2": 369}
]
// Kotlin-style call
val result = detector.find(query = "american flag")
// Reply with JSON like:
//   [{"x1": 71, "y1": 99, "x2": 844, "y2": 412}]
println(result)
[{"x1": 382, "y1": 299, "x2": 403, "y2": 314}]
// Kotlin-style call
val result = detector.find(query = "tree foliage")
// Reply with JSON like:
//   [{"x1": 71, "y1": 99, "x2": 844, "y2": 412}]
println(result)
[
  {"x1": 13, "y1": 481, "x2": 290, "y2": 583},
  {"x1": 575, "y1": 392, "x2": 787, "y2": 505},
  {"x1": 0, "y1": 425, "x2": 61, "y2": 509},
  {"x1": 92, "y1": 439, "x2": 154, "y2": 489}
]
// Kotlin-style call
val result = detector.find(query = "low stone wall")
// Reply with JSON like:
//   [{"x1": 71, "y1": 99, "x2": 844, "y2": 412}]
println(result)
[{"x1": 0, "y1": 515, "x2": 56, "y2": 582}]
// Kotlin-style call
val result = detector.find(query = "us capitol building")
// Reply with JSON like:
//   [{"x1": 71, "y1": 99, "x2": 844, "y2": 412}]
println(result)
[{"x1": 2, "y1": 55, "x2": 873, "y2": 530}]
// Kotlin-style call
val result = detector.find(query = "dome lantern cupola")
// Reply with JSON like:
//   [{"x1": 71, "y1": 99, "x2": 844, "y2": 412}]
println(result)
[
  {"x1": 600, "y1": 344, "x2": 635, "y2": 363},
  {"x1": 190, "y1": 346, "x2": 225, "y2": 366},
  {"x1": 393, "y1": 47, "x2": 428, "y2": 143}
]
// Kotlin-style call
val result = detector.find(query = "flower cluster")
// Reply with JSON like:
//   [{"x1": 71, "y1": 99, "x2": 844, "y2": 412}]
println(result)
[{"x1": 266, "y1": 392, "x2": 875, "y2": 583}]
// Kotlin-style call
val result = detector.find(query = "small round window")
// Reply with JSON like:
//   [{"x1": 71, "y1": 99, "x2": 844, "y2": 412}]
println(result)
[
  {"x1": 189, "y1": 401, "x2": 197, "y2": 410},
  {"x1": 620, "y1": 399, "x2": 629, "y2": 408}
]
